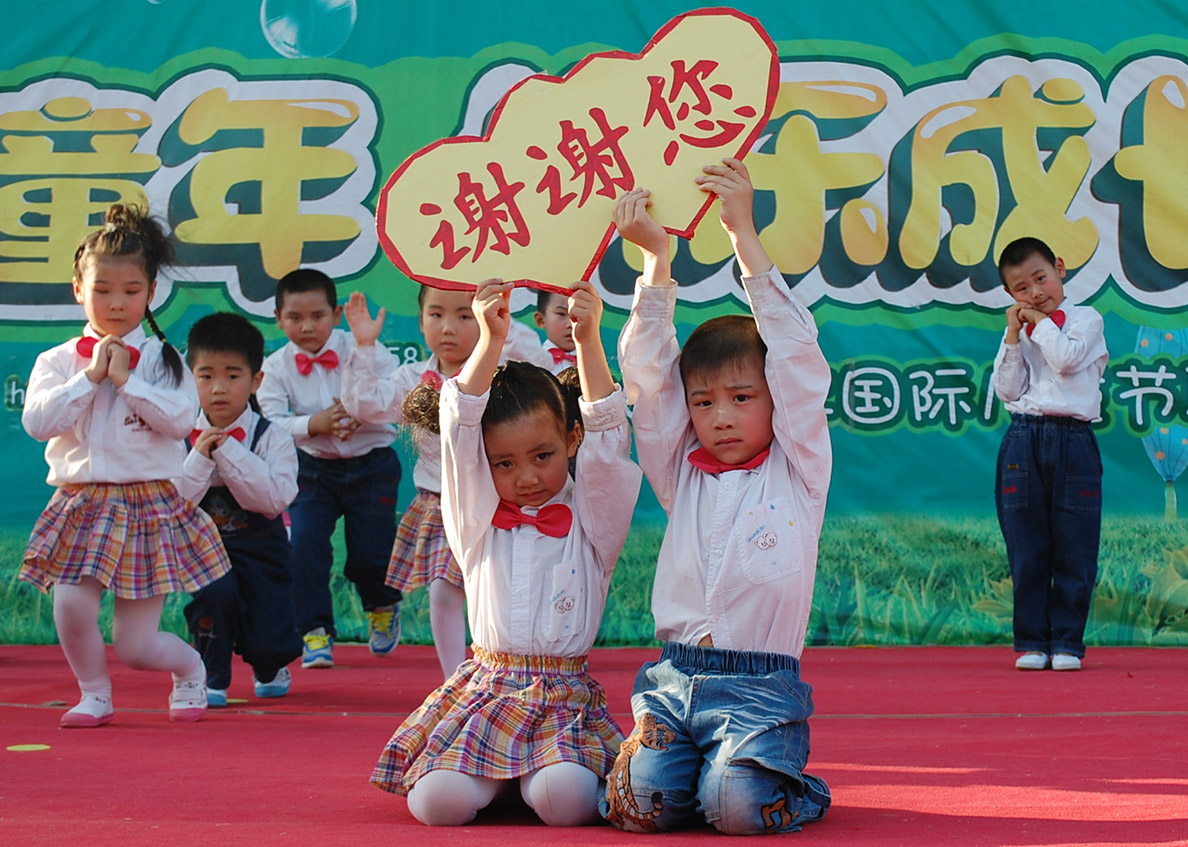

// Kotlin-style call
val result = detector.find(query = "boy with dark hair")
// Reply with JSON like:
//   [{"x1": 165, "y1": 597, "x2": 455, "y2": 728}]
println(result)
[
  {"x1": 603, "y1": 159, "x2": 832, "y2": 835},
  {"x1": 534, "y1": 290, "x2": 577, "y2": 373},
  {"x1": 258, "y1": 269, "x2": 404, "y2": 668},
  {"x1": 180, "y1": 312, "x2": 302, "y2": 705},
  {"x1": 992, "y1": 237, "x2": 1109, "y2": 672}
]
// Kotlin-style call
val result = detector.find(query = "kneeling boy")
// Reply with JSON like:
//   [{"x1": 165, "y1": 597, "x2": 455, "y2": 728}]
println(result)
[{"x1": 603, "y1": 159, "x2": 832, "y2": 835}]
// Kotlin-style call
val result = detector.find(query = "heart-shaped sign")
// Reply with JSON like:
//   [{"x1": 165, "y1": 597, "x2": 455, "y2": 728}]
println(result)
[{"x1": 376, "y1": 7, "x2": 779, "y2": 293}]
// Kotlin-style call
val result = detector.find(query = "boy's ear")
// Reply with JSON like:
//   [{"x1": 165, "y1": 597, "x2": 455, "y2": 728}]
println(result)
[
  {"x1": 273, "y1": 308, "x2": 283, "y2": 328},
  {"x1": 72, "y1": 277, "x2": 84, "y2": 305},
  {"x1": 332, "y1": 303, "x2": 344, "y2": 324},
  {"x1": 250, "y1": 370, "x2": 265, "y2": 395},
  {"x1": 534, "y1": 312, "x2": 546, "y2": 329},
  {"x1": 1054, "y1": 257, "x2": 1067, "y2": 278}
]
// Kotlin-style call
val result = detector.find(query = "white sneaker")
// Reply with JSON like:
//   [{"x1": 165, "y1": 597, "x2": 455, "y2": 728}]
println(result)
[
  {"x1": 169, "y1": 673, "x2": 208, "y2": 722},
  {"x1": 60, "y1": 693, "x2": 114, "y2": 728},
  {"x1": 1051, "y1": 653, "x2": 1082, "y2": 671},
  {"x1": 1014, "y1": 651, "x2": 1050, "y2": 670}
]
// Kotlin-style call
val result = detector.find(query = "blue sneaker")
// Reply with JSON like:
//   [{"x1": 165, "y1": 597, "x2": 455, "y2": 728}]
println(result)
[
  {"x1": 206, "y1": 688, "x2": 228, "y2": 708},
  {"x1": 367, "y1": 604, "x2": 400, "y2": 656},
  {"x1": 302, "y1": 630, "x2": 334, "y2": 668},
  {"x1": 254, "y1": 667, "x2": 291, "y2": 699}
]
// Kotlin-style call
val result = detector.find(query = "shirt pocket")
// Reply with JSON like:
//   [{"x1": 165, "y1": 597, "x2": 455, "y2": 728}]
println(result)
[
  {"x1": 543, "y1": 558, "x2": 587, "y2": 642},
  {"x1": 736, "y1": 495, "x2": 803, "y2": 585}
]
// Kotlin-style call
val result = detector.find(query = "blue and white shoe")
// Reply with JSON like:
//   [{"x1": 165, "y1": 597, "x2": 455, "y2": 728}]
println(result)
[
  {"x1": 206, "y1": 688, "x2": 228, "y2": 708},
  {"x1": 302, "y1": 630, "x2": 334, "y2": 668},
  {"x1": 367, "y1": 604, "x2": 401, "y2": 656},
  {"x1": 254, "y1": 667, "x2": 292, "y2": 699}
]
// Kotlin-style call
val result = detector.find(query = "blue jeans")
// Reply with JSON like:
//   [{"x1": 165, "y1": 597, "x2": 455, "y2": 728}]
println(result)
[
  {"x1": 290, "y1": 447, "x2": 403, "y2": 636},
  {"x1": 995, "y1": 414, "x2": 1102, "y2": 658},
  {"x1": 601, "y1": 642, "x2": 830, "y2": 835}
]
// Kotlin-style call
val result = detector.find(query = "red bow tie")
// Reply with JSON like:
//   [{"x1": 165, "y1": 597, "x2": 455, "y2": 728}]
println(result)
[
  {"x1": 1025, "y1": 309, "x2": 1066, "y2": 337},
  {"x1": 189, "y1": 427, "x2": 246, "y2": 447},
  {"x1": 420, "y1": 369, "x2": 444, "y2": 390},
  {"x1": 687, "y1": 446, "x2": 771, "y2": 474},
  {"x1": 490, "y1": 499, "x2": 573, "y2": 537},
  {"x1": 549, "y1": 347, "x2": 577, "y2": 366},
  {"x1": 295, "y1": 349, "x2": 339, "y2": 375},
  {"x1": 76, "y1": 336, "x2": 140, "y2": 369}
]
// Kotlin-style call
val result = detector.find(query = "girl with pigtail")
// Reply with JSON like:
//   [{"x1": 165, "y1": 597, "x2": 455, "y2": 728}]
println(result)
[{"x1": 21, "y1": 204, "x2": 229, "y2": 727}]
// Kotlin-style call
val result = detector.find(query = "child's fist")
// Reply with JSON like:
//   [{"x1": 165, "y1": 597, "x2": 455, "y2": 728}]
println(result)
[
  {"x1": 696, "y1": 157, "x2": 755, "y2": 236},
  {"x1": 567, "y1": 281, "x2": 603, "y2": 345},
  {"x1": 613, "y1": 188, "x2": 670, "y2": 257}
]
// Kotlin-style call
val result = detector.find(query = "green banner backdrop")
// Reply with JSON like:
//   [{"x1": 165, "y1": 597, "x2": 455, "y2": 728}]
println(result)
[{"x1": 3, "y1": 0, "x2": 1187, "y2": 647}]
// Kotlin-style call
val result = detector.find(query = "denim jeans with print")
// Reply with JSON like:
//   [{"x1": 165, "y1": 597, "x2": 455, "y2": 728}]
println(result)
[
  {"x1": 996, "y1": 414, "x2": 1102, "y2": 658},
  {"x1": 601, "y1": 641, "x2": 830, "y2": 835}
]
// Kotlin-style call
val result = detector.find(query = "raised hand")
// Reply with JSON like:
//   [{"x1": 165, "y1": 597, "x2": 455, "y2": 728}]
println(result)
[
  {"x1": 696, "y1": 157, "x2": 755, "y2": 236},
  {"x1": 344, "y1": 291, "x2": 385, "y2": 347},
  {"x1": 567, "y1": 281, "x2": 604, "y2": 347},
  {"x1": 472, "y1": 278, "x2": 513, "y2": 342},
  {"x1": 612, "y1": 188, "x2": 670, "y2": 257}
]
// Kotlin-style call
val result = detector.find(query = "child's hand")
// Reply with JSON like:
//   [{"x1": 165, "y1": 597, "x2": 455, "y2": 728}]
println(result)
[
  {"x1": 192, "y1": 427, "x2": 227, "y2": 458},
  {"x1": 1018, "y1": 306, "x2": 1046, "y2": 327},
  {"x1": 83, "y1": 335, "x2": 114, "y2": 384},
  {"x1": 696, "y1": 157, "x2": 756, "y2": 237},
  {"x1": 613, "y1": 188, "x2": 670, "y2": 258},
  {"x1": 344, "y1": 291, "x2": 384, "y2": 347},
  {"x1": 472, "y1": 278, "x2": 513, "y2": 342},
  {"x1": 567, "y1": 281, "x2": 604, "y2": 346},
  {"x1": 105, "y1": 337, "x2": 132, "y2": 388}
]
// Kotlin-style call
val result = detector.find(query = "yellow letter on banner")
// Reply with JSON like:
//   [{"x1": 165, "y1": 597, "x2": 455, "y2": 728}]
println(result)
[
  {"x1": 901, "y1": 75, "x2": 1096, "y2": 270},
  {"x1": 173, "y1": 88, "x2": 361, "y2": 279},
  {"x1": 1114, "y1": 75, "x2": 1188, "y2": 270}
]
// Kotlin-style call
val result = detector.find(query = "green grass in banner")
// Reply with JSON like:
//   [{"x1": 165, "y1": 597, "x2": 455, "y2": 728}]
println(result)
[{"x1": 4, "y1": 517, "x2": 1188, "y2": 647}]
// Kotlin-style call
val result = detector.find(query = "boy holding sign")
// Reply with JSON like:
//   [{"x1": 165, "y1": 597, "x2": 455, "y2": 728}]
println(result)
[{"x1": 604, "y1": 158, "x2": 832, "y2": 835}]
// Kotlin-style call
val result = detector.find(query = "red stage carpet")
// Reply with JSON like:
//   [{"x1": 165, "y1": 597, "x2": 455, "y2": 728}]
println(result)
[{"x1": 3, "y1": 645, "x2": 1186, "y2": 846}]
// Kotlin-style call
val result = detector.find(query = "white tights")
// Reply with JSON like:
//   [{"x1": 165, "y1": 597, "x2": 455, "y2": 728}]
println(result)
[
  {"x1": 406, "y1": 762, "x2": 600, "y2": 827},
  {"x1": 428, "y1": 578, "x2": 466, "y2": 680},
  {"x1": 53, "y1": 577, "x2": 203, "y2": 701}
]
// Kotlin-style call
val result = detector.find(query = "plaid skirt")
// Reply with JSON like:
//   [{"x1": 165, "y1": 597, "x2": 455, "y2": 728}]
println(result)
[
  {"x1": 387, "y1": 490, "x2": 462, "y2": 591},
  {"x1": 22, "y1": 481, "x2": 230, "y2": 599},
  {"x1": 371, "y1": 647, "x2": 624, "y2": 795}
]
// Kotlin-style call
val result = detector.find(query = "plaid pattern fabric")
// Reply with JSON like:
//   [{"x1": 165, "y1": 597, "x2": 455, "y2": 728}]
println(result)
[
  {"x1": 371, "y1": 647, "x2": 624, "y2": 795},
  {"x1": 387, "y1": 490, "x2": 462, "y2": 591},
  {"x1": 22, "y1": 481, "x2": 230, "y2": 599}
]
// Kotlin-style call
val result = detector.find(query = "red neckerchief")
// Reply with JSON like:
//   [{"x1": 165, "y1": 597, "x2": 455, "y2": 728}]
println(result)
[
  {"x1": 686, "y1": 446, "x2": 771, "y2": 474},
  {"x1": 295, "y1": 349, "x2": 339, "y2": 375},
  {"x1": 189, "y1": 427, "x2": 246, "y2": 447},
  {"x1": 1025, "y1": 309, "x2": 1066, "y2": 337},
  {"x1": 490, "y1": 499, "x2": 573, "y2": 537},
  {"x1": 76, "y1": 336, "x2": 140, "y2": 369}
]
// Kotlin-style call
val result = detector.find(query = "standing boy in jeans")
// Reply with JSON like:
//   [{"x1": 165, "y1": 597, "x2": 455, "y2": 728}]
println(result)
[
  {"x1": 992, "y1": 237, "x2": 1109, "y2": 672},
  {"x1": 258, "y1": 269, "x2": 404, "y2": 668}
]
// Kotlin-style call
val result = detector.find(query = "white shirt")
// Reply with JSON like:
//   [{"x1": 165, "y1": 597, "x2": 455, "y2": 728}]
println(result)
[
  {"x1": 341, "y1": 320, "x2": 559, "y2": 493},
  {"x1": 439, "y1": 379, "x2": 641, "y2": 657},
  {"x1": 618, "y1": 268, "x2": 833, "y2": 658},
  {"x1": 22, "y1": 325, "x2": 198, "y2": 485},
  {"x1": 991, "y1": 303, "x2": 1109, "y2": 421},
  {"x1": 177, "y1": 407, "x2": 299, "y2": 519},
  {"x1": 341, "y1": 348, "x2": 444, "y2": 492},
  {"x1": 258, "y1": 328, "x2": 395, "y2": 459}
]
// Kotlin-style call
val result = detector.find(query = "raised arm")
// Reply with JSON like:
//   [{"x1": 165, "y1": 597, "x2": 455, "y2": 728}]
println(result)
[
  {"x1": 456, "y1": 279, "x2": 512, "y2": 397},
  {"x1": 697, "y1": 157, "x2": 772, "y2": 278},
  {"x1": 566, "y1": 280, "x2": 614, "y2": 402}
]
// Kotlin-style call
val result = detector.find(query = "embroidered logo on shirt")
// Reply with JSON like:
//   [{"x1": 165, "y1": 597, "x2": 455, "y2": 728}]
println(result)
[
  {"x1": 553, "y1": 595, "x2": 576, "y2": 614},
  {"x1": 123, "y1": 413, "x2": 150, "y2": 432}
]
